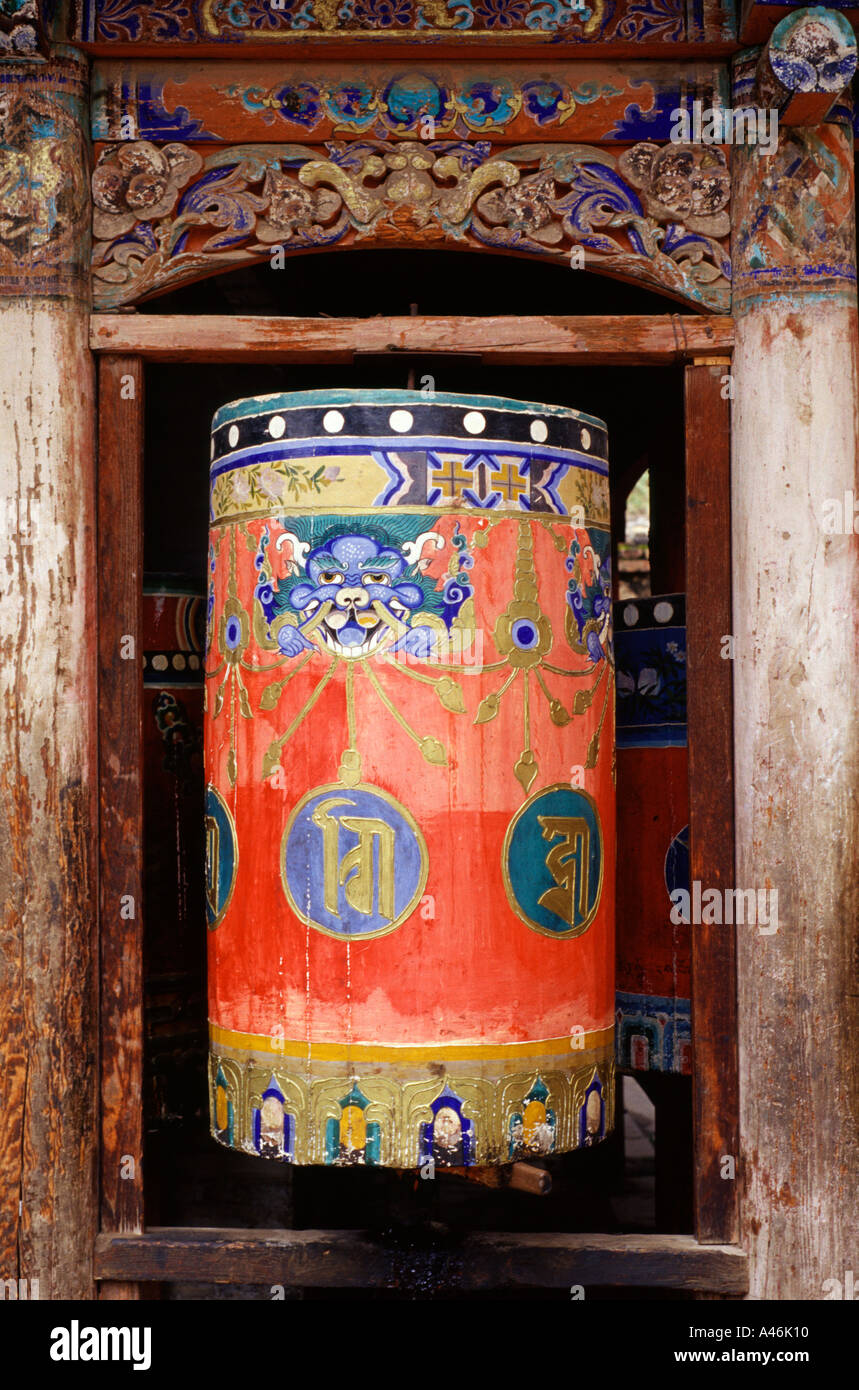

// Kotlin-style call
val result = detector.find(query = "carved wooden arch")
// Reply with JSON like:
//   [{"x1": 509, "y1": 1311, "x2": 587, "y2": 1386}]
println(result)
[{"x1": 91, "y1": 138, "x2": 731, "y2": 313}]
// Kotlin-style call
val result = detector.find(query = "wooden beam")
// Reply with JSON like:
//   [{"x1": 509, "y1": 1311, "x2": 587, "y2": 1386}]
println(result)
[
  {"x1": 684, "y1": 362, "x2": 739, "y2": 1246},
  {"x1": 91, "y1": 59, "x2": 730, "y2": 146},
  {"x1": 97, "y1": 356, "x2": 146, "y2": 1302},
  {"x1": 94, "y1": 1228, "x2": 749, "y2": 1293},
  {"x1": 75, "y1": 0, "x2": 738, "y2": 54},
  {"x1": 90, "y1": 315, "x2": 734, "y2": 366}
]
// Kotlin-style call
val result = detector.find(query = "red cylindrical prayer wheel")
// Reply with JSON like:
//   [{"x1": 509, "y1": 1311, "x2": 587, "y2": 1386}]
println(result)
[{"x1": 205, "y1": 389, "x2": 615, "y2": 1166}]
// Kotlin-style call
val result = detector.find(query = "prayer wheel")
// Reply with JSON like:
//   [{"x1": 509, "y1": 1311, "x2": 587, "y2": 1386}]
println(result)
[
  {"x1": 205, "y1": 389, "x2": 615, "y2": 1167},
  {"x1": 142, "y1": 577, "x2": 206, "y2": 1124},
  {"x1": 614, "y1": 593, "x2": 691, "y2": 1073}
]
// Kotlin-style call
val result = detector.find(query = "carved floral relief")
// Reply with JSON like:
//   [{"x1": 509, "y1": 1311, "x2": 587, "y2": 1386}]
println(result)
[{"x1": 91, "y1": 137, "x2": 731, "y2": 311}]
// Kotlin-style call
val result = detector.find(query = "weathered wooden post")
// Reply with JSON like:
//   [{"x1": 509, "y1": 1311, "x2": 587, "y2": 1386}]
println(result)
[
  {"x1": 731, "y1": 8, "x2": 859, "y2": 1299},
  {"x1": 0, "y1": 47, "x2": 97, "y2": 1299}
]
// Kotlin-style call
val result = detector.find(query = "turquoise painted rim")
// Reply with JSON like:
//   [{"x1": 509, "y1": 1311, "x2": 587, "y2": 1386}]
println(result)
[{"x1": 211, "y1": 388, "x2": 607, "y2": 436}]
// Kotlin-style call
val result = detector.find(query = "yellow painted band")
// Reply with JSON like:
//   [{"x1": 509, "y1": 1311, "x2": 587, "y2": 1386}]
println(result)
[
  {"x1": 209, "y1": 1022, "x2": 613, "y2": 1062},
  {"x1": 210, "y1": 505, "x2": 610, "y2": 527}
]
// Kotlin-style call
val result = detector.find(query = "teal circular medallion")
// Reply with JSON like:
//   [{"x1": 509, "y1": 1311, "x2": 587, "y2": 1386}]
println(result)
[
  {"x1": 503, "y1": 784, "x2": 604, "y2": 939},
  {"x1": 205, "y1": 784, "x2": 238, "y2": 930}
]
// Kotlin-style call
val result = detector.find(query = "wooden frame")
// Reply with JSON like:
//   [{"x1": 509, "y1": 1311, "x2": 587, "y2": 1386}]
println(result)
[
  {"x1": 94, "y1": 312, "x2": 743, "y2": 1294},
  {"x1": 684, "y1": 363, "x2": 738, "y2": 1245},
  {"x1": 91, "y1": 314, "x2": 734, "y2": 365},
  {"x1": 97, "y1": 355, "x2": 146, "y2": 1301}
]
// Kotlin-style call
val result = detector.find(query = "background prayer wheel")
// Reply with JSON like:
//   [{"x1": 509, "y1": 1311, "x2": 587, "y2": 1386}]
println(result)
[
  {"x1": 205, "y1": 389, "x2": 615, "y2": 1167},
  {"x1": 614, "y1": 593, "x2": 691, "y2": 1075},
  {"x1": 142, "y1": 577, "x2": 206, "y2": 1128}
]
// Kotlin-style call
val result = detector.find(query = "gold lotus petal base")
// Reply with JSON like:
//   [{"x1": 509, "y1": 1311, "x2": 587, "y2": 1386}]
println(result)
[{"x1": 209, "y1": 1031, "x2": 615, "y2": 1168}]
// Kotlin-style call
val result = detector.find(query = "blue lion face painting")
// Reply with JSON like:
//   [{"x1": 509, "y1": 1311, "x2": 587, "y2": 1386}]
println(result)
[
  {"x1": 287, "y1": 533, "x2": 427, "y2": 658},
  {"x1": 256, "y1": 518, "x2": 461, "y2": 661}
]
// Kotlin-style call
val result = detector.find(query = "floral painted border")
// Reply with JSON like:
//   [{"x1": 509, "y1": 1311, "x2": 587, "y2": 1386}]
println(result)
[{"x1": 77, "y1": 0, "x2": 736, "y2": 46}]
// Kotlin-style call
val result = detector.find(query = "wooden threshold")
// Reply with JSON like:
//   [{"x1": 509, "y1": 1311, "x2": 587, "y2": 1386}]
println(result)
[
  {"x1": 94, "y1": 1228, "x2": 748, "y2": 1294},
  {"x1": 90, "y1": 314, "x2": 734, "y2": 366}
]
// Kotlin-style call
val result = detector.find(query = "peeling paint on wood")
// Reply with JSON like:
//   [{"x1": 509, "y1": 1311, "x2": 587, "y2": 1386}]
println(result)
[
  {"x1": 731, "y1": 116, "x2": 859, "y2": 1298},
  {"x1": 89, "y1": 313, "x2": 736, "y2": 364},
  {"x1": 0, "y1": 300, "x2": 98, "y2": 1299}
]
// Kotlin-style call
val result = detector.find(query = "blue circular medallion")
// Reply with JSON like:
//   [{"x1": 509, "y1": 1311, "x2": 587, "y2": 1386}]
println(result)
[
  {"x1": 281, "y1": 782, "x2": 428, "y2": 939},
  {"x1": 511, "y1": 618, "x2": 539, "y2": 650}
]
